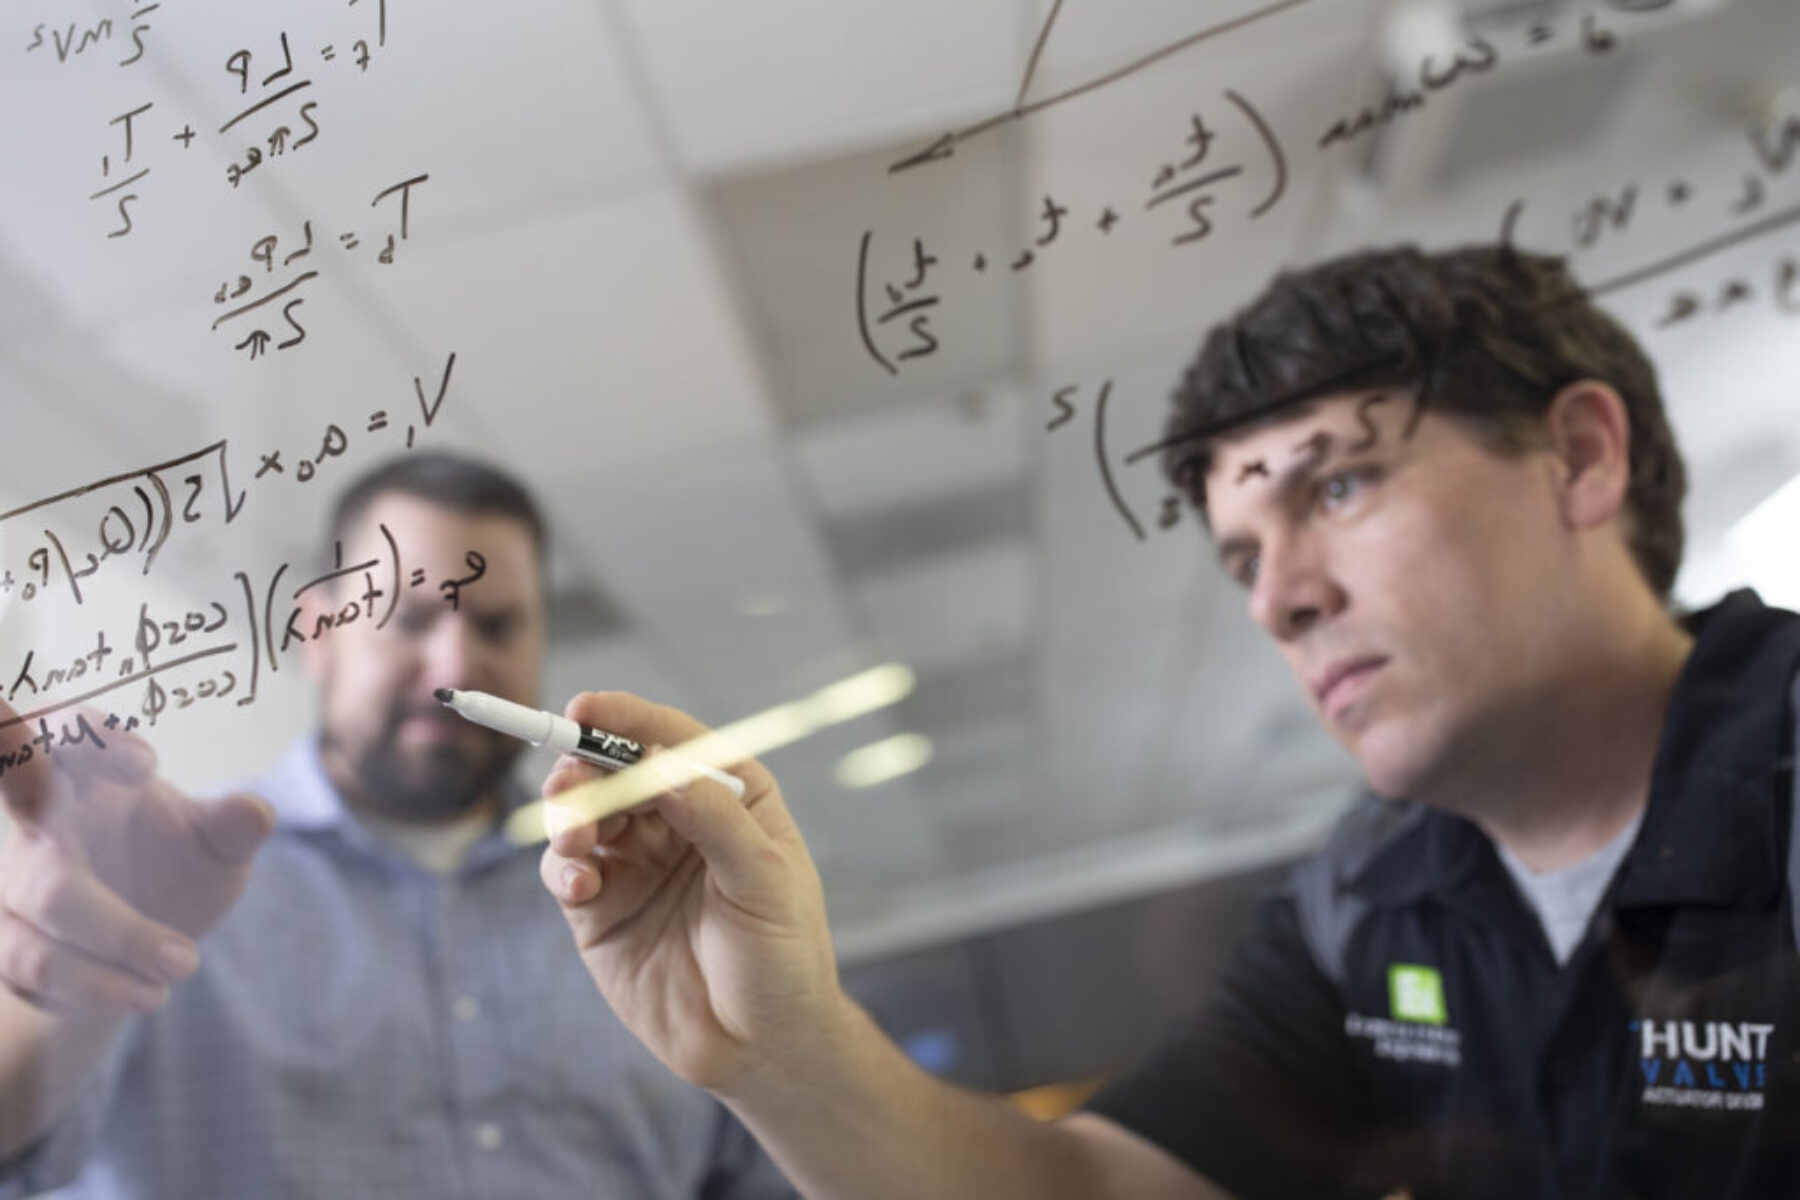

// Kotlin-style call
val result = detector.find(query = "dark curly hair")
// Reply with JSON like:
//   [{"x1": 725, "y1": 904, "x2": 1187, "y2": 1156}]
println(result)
[{"x1": 1162, "y1": 244, "x2": 1687, "y2": 598}]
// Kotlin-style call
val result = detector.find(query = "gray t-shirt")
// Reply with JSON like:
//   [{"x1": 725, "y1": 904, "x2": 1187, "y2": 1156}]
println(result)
[{"x1": 1495, "y1": 811, "x2": 1644, "y2": 965}]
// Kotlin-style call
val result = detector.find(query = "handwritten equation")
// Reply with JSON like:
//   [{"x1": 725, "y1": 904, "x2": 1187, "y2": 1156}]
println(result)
[
  {"x1": 0, "y1": 353, "x2": 455, "y2": 610},
  {"x1": 884, "y1": 0, "x2": 1677, "y2": 175},
  {"x1": 857, "y1": 88, "x2": 1285, "y2": 377},
  {"x1": 1043, "y1": 98, "x2": 1800, "y2": 546},
  {"x1": 0, "y1": 523, "x2": 488, "y2": 779},
  {"x1": 23, "y1": 0, "x2": 425, "y2": 362},
  {"x1": 856, "y1": 0, "x2": 1725, "y2": 379},
  {"x1": 31, "y1": 1, "x2": 393, "y2": 241},
  {"x1": 850, "y1": 0, "x2": 1799, "y2": 543},
  {"x1": 1502, "y1": 106, "x2": 1800, "y2": 331},
  {"x1": 209, "y1": 173, "x2": 428, "y2": 359},
  {"x1": 1312, "y1": 5, "x2": 1650, "y2": 152}
]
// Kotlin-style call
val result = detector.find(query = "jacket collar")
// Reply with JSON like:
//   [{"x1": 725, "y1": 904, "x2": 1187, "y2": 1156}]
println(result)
[
  {"x1": 1613, "y1": 590, "x2": 1800, "y2": 910},
  {"x1": 1345, "y1": 591, "x2": 1800, "y2": 915}
]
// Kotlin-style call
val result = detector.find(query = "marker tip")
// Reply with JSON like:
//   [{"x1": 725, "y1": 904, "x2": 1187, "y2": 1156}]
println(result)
[{"x1": 434, "y1": 688, "x2": 454, "y2": 704}]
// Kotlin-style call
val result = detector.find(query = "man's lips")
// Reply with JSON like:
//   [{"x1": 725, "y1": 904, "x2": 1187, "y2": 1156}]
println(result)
[
  {"x1": 1311, "y1": 657, "x2": 1387, "y2": 713},
  {"x1": 398, "y1": 709, "x2": 473, "y2": 739}
]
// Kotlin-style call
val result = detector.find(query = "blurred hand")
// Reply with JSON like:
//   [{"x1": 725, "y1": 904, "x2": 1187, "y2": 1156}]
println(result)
[
  {"x1": 0, "y1": 699, "x2": 274, "y2": 1017},
  {"x1": 538, "y1": 692, "x2": 844, "y2": 1097}
]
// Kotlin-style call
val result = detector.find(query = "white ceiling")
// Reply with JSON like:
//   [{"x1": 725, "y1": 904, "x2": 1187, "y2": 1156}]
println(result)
[{"x1": 2, "y1": 0, "x2": 1797, "y2": 961}]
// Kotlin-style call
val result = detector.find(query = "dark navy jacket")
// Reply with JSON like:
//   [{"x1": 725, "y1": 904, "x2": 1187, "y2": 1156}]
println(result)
[{"x1": 1090, "y1": 592, "x2": 1800, "y2": 1199}]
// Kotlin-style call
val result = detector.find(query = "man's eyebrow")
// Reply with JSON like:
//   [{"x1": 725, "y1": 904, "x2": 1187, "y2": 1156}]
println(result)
[
  {"x1": 1259, "y1": 430, "x2": 1339, "y2": 509},
  {"x1": 1288, "y1": 429, "x2": 1333, "y2": 472},
  {"x1": 1215, "y1": 423, "x2": 1384, "y2": 569}
]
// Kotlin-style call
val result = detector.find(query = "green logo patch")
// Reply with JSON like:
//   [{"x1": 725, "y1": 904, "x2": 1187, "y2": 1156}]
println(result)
[{"x1": 1388, "y1": 964, "x2": 1448, "y2": 1025}]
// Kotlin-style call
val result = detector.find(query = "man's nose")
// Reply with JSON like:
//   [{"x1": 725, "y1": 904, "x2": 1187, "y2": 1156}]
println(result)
[
  {"x1": 417, "y1": 615, "x2": 480, "y2": 689},
  {"x1": 1246, "y1": 534, "x2": 1346, "y2": 642}
]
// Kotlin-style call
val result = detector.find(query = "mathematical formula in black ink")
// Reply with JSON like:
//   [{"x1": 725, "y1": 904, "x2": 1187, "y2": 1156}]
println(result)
[
  {"x1": 1045, "y1": 96, "x2": 1800, "y2": 547},
  {"x1": 209, "y1": 173, "x2": 428, "y2": 359},
  {"x1": 884, "y1": 0, "x2": 1676, "y2": 174},
  {"x1": 857, "y1": 88, "x2": 1284, "y2": 377},
  {"x1": 1502, "y1": 107, "x2": 1800, "y2": 332},
  {"x1": 0, "y1": 527, "x2": 488, "y2": 779},
  {"x1": 38, "y1": 2, "x2": 393, "y2": 241},
  {"x1": 856, "y1": 0, "x2": 1709, "y2": 378},
  {"x1": 0, "y1": 353, "x2": 455, "y2": 610}
]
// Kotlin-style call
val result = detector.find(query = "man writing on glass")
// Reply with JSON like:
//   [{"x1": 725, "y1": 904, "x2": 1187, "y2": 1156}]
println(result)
[{"x1": 536, "y1": 245, "x2": 1800, "y2": 1199}]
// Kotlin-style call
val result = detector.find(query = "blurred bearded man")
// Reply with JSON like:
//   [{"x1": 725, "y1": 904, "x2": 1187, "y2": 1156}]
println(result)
[{"x1": 0, "y1": 452, "x2": 796, "y2": 1200}]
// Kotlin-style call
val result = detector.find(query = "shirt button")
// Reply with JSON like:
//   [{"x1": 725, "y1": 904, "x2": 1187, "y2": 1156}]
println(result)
[
  {"x1": 473, "y1": 1122, "x2": 504, "y2": 1152},
  {"x1": 452, "y1": 996, "x2": 481, "y2": 1022}
]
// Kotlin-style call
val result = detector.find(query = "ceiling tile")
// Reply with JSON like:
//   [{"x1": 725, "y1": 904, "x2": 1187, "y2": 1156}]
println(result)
[
  {"x1": 823, "y1": 479, "x2": 1030, "y2": 578},
  {"x1": 852, "y1": 541, "x2": 1032, "y2": 675},
  {"x1": 619, "y1": 0, "x2": 1024, "y2": 175},
  {"x1": 792, "y1": 385, "x2": 1029, "y2": 520}
]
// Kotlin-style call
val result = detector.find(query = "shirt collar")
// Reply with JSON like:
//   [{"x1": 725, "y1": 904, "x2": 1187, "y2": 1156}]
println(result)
[{"x1": 1344, "y1": 591, "x2": 1800, "y2": 915}]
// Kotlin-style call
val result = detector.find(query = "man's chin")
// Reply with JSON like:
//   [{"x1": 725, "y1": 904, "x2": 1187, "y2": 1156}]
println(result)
[
  {"x1": 359, "y1": 748, "x2": 512, "y2": 823},
  {"x1": 1348, "y1": 725, "x2": 1430, "y2": 802}
]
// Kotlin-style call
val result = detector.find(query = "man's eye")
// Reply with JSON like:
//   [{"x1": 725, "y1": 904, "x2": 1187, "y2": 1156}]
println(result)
[
  {"x1": 476, "y1": 615, "x2": 518, "y2": 644},
  {"x1": 1233, "y1": 554, "x2": 1260, "y2": 589},
  {"x1": 1318, "y1": 469, "x2": 1372, "y2": 509}
]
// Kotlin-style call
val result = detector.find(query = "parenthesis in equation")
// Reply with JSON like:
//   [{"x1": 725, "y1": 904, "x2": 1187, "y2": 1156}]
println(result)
[
  {"x1": 1225, "y1": 89, "x2": 1286, "y2": 219},
  {"x1": 139, "y1": 472, "x2": 174, "y2": 576},
  {"x1": 855, "y1": 231, "x2": 899, "y2": 377},
  {"x1": 375, "y1": 522, "x2": 401, "y2": 631},
  {"x1": 1093, "y1": 381, "x2": 1147, "y2": 542},
  {"x1": 235, "y1": 570, "x2": 261, "y2": 707},
  {"x1": 261, "y1": 561, "x2": 288, "y2": 674},
  {"x1": 132, "y1": 485, "x2": 155, "y2": 556}
]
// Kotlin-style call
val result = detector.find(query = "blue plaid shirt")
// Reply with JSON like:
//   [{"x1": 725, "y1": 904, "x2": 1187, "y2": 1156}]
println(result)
[{"x1": 2, "y1": 739, "x2": 795, "y2": 1200}]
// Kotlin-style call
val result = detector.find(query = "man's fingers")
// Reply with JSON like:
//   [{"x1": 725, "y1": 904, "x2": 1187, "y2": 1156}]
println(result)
[
  {"x1": 591, "y1": 813, "x2": 630, "y2": 844},
  {"x1": 546, "y1": 811, "x2": 634, "y2": 860},
  {"x1": 187, "y1": 791, "x2": 276, "y2": 866},
  {"x1": 0, "y1": 835, "x2": 199, "y2": 990},
  {"x1": 542, "y1": 843, "x2": 632, "y2": 961},
  {"x1": 0, "y1": 911, "x2": 175, "y2": 1016},
  {"x1": 562, "y1": 692, "x2": 708, "y2": 753},
  {"x1": 60, "y1": 709, "x2": 158, "y2": 784},
  {"x1": 542, "y1": 752, "x2": 603, "y2": 799},
  {"x1": 641, "y1": 758, "x2": 783, "y2": 908},
  {"x1": 0, "y1": 696, "x2": 59, "y2": 826},
  {"x1": 561, "y1": 693, "x2": 774, "y2": 794},
  {"x1": 0, "y1": 701, "x2": 155, "y2": 828}
]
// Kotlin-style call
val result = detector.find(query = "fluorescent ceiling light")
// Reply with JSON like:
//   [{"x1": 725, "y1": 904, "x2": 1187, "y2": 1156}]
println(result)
[
  {"x1": 505, "y1": 662, "x2": 917, "y2": 843},
  {"x1": 736, "y1": 593, "x2": 788, "y2": 617},
  {"x1": 834, "y1": 733, "x2": 934, "y2": 790}
]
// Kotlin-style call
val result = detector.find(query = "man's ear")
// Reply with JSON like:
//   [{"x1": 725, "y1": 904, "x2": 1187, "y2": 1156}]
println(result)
[{"x1": 1544, "y1": 380, "x2": 1632, "y2": 531}]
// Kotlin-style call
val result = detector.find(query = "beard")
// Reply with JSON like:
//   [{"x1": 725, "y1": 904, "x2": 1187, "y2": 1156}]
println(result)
[{"x1": 324, "y1": 702, "x2": 522, "y2": 823}]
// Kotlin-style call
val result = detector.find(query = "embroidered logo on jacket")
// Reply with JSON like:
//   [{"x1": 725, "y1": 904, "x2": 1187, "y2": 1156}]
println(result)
[
  {"x1": 1344, "y1": 964, "x2": 1462, "y2": 1068},
  {"x1": 1633, "y1": 1019, "x2": 1773, "y2": 1112},
  {"x1": 1388, "y1": 964, "x2": 1448, "y2": 1024}
]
